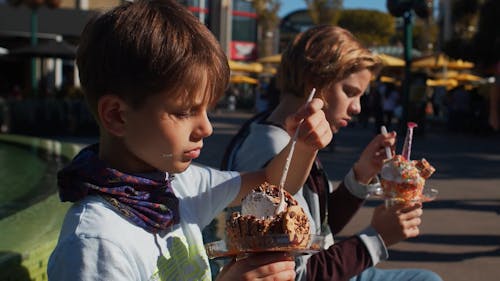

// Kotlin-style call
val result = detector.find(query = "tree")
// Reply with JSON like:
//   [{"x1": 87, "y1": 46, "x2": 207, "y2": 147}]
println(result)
[
  {"x1": 337, "y1": 9, "x2": 395, "y2": 46},
  {"x1": 450, "y1": 0, "x2": 481, "y2": 40},
  {"x1": 252, "y1": 0, "x2": 281, "y2": 57},
  {"x1": 305, "y1": 0, "x2": 343, "y2": 25},
  {"x1": 411, "y1": 17, "x2": 439, "y2": 55},
  {"x1": 442, "y1": 0, "x2": 483, "y2": 60}
]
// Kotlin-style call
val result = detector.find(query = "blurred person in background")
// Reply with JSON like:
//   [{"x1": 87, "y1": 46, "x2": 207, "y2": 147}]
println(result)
[{"x1": 381, "y1": 83, "x2": 400, "y2": 131}]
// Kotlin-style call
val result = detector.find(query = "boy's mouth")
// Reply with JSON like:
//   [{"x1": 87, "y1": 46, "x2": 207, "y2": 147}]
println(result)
[
  {"x1": 339, "y1": 119, "x2": 349, "y2": 127},
  {"x1": 184, "y1": 147, "x2": 201, "y2": 159}
]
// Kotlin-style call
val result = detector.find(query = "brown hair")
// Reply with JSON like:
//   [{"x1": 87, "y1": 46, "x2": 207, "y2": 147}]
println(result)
[
  {"x1": 278, "y1": 25, "x2": 382, "y2": 98},
  {"x1": 76, "y1": 0, "x2": 229, "y2": 118}
]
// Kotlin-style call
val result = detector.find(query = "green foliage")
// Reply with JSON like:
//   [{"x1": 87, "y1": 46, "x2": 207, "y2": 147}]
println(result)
[
  {"x1": 337, "y1": 9, "x2": 395, "y2": 46},
  {"x1": 412, "y1": 17, "x2": 438, "y2": 53},
  {"x1": 305, "y1": 0, "x2": 343, "y2": 25},
  {"x1": 252, "y1": 0, "x2": 282, "y2": 57},
  {"x1": 441, "y1": 0, "x2": 482, "y2": 59},
  {"x1": 252, "y1": 0, "x2": 281, "y2": 30},
  {"x1": 442, "y1": 0, "x2": 498, "y2": 68}
]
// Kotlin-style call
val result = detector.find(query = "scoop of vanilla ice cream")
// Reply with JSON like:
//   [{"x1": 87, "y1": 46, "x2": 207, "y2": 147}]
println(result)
[
  {"x1": 241, "y1": 189, "x2": 278, "y2": 218},
  {"x1": 381, "y1": 155, "x2": 422, "y2": 183},
  {"x1": 381, "y1": 161, "x2": 403, "y2": 182}
]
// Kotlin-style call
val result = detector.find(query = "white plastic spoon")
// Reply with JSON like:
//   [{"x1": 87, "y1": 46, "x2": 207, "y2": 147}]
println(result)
[{"x1": 276, "y1": 88, "x2": 316, "y2": 214}]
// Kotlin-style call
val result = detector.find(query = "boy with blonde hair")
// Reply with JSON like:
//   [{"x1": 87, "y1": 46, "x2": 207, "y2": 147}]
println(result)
[{"x1": 222, "y1": 25, "x2": 442, "y2": 281}]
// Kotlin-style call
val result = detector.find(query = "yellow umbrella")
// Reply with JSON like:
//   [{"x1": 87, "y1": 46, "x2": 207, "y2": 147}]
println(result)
[
  {"x1": 228, "y1": 60, "x2": 263, "y2": 73},
  {"x1": 380, "y1": 75, "x2": 399, "y2": 84},
  {"x1": 426, "y1": 78, "x2": 458, "y2": 90},
  {"x1": 447, "y1": 59, "x2": 474, "y2": 70},
  {"x1": 258, "y1": 53, "x2": 406, "y2": 68},
  {"x1": 257, "y1": 54, "x2": 282, "y2": 64},
  {"x1": 413, "y1": 53, "x2": 448, "y2": 68},
  {"x1": 230, "y1": 75, "x2": 258, "y2": 84},
  {"x1": 431, "y1": 70, "x2": 460, "y2": 79},
  {"x1": 413, "y1": 53, "x2": 474, "y2": 70},
  {"x1": 377, "y1": 54, "x2": 405, "y2": 67},
  {"x1": 454, "y1": 73, "x2": 482, "y2": 82},
  {"x1": 262, "y1": 66, "x2": 277, "y2": 75}
]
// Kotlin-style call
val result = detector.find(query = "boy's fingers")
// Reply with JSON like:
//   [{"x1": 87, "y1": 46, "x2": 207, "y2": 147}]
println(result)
[
  {"x1": 298, "y1": 110, "x2": 324, "y2": 135},
  {"x1": 299, "y1": 114, "x2": 332, "y2": 148},
  {"x1": 242, "y1": 253, "x2": 296, "y2": 280},
  {"x1": 245, "y1": 252, "x2": 294, "y2": 266},
  {"x1": 400, "y1": 208, "x2": 423, "y2": 220},
  {"x1": 388, "y1": 202, "x2": 422, "y2": 213},
  {"x1": 401, "y1": 202, "x2": 423, "y2": 213},
  {"x1": 381, "y1": 137, "x2": 396, "y2": 147},
  {"x1": 229, "y1": 253, "x2": 295, "y2": 281},
  {"x1": 404, "y1": 217, "x2": 422, "y2": 228},
  {"x1": 404, "y1": 226, "x2": 420, "y2": 238},
  {"x1": 294, "y1": 98, "x2": 324, "y2": 121},
  {"x1": 302, "y1": 128, "x2": 331, "y2": 150},
  {"x1": 252, "y1": 260, "x2": 295, "y2": 274}
]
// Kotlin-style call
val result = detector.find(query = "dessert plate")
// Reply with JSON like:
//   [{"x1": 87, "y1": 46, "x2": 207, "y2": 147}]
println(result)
[
  {"x1": 376, "y1": 185, "x2": 439, "y2": 205},
  {"x1": 205, "y1": 234, "x2": 325, "y2": 259},
  {"x1": 415, "y1": 186, "x2": 438, "y2": 202},
  {"x1": 364, "y1": 174, "x2": 438, "y2": 203}
]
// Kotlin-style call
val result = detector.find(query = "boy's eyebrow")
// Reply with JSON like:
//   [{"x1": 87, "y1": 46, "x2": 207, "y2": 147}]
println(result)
[
  {"x1": 343, "y1": 84, "x2": 362, "y2": 94},
  {"x1": 178, "y1": 97, "x2": 210, "y2": 110}
]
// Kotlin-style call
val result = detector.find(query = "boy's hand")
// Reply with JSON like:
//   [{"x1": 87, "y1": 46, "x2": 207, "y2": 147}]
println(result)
[
  {"x1": 216, "y1": 253, "x2": 296, "y2": 281},
  {"x1": 284, "y1": 98, "x2": 332, "y2": 151},
  {"x1": 371, "y1": 202, "x2": 423, "y2": 247},
  {"x1": 353, "y1": 130, "x2": 397, "y2": 184}
]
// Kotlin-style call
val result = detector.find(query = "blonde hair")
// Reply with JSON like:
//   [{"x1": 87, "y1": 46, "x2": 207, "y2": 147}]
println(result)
[{"x1": 278, "y1": 25, "x2": 382, "y2": 98}]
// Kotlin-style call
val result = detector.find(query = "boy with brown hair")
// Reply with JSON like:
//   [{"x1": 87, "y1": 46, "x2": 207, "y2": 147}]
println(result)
[{"x1": 47, "y1": 1, "x2": 332, "y2": 280}]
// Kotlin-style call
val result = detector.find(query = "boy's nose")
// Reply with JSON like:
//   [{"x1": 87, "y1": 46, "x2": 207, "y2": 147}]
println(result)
[
  {"x1": 196, "y1": 112, "x2": 213, "y2": 137},
  {"x1": 350, "y1": 99, "x2": 361, "y2": 115}
]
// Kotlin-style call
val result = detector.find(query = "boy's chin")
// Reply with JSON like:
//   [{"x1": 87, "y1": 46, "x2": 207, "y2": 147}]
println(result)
[
  {"x1": 330, "y1": 125, "x2": 340, "y2": 134},
  {"x1": 168, "y1": 162, "x2": 191, "y2": 174}
]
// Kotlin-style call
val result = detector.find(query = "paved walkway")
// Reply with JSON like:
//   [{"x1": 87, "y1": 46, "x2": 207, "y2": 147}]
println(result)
[{"x1": 199, "y1": 110, "x2": 500, "y2": 281}]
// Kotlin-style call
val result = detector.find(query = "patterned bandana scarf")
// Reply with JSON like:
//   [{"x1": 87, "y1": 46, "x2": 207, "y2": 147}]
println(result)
[{"x1": 57, "y1": 144, "x2": 180, "y2": 233}]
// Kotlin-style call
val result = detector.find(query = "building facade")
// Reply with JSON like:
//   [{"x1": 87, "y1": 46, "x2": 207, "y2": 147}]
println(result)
[
  {"x1": 0, "y1": 0, "x2": 258, "y2": 95},
  {"x1": 182, "y1": 0, "x2": 257, "y2": 61}
]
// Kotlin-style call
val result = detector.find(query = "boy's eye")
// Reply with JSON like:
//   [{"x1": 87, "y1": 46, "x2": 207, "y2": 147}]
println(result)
[
  {"x1": 174, "y1": 110, "x2": 193, "y2": 119},
  {"x1": 344, "y1": 89, "x2": 354, "y2": 97},
  {"x1": 343, "y1": 86, "x2": 359, "y2": 97}
]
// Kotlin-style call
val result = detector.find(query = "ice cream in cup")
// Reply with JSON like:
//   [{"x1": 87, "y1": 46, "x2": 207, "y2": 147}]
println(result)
[{"x1": 380, "y1": 122, "x2": 436, "y2": 204}]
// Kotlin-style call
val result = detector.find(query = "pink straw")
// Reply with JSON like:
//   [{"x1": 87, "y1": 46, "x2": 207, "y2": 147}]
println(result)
[{"x1": 402, "y1": 122, "x2": 418, "y2": 160}]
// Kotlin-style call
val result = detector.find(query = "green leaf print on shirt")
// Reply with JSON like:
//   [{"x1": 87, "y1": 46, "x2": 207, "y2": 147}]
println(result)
[{"x1": 152, "y1": 236, "x2": 209, "y2": 281}]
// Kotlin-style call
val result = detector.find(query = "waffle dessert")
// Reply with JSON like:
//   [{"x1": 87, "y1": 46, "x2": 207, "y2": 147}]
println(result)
[{"x1": 226, "y1": 182, "x2": 310, "y2": 251}]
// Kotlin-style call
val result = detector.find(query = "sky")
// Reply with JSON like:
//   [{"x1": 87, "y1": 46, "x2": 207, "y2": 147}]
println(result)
[{"x1": 279, "y1": 0, "x2": 388, "y2": 16}]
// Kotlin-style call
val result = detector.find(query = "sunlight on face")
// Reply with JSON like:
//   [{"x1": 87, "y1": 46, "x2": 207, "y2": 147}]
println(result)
[
  {"x1": 322, "y1": 69, "x2": 372, "y2": 133},
  {"x1": 121, "y1": 76, "x2": 214, "y2": 174}
]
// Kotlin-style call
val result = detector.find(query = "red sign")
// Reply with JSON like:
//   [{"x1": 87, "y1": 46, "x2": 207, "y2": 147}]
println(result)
[{"x1": 230, "y1": 41, "x2": 257, "y2": 61}]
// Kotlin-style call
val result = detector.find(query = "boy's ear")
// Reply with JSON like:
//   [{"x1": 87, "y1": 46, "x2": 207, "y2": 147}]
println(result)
[{"x1": 97, "y1": 95, "x2": 128, "y2": 137}]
